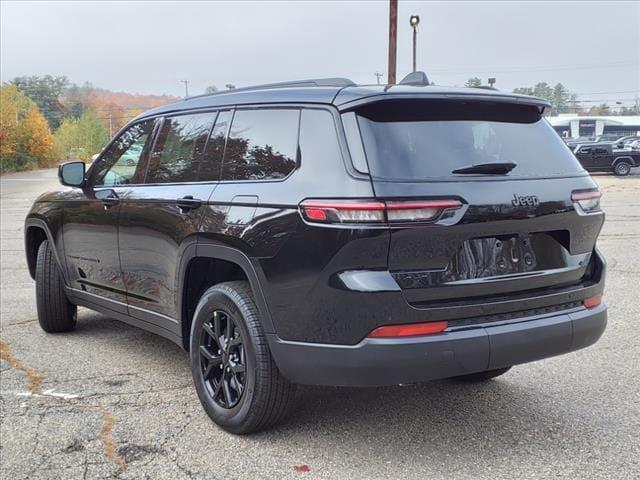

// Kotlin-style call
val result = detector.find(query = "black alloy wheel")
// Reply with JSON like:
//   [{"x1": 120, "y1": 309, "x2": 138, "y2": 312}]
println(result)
[
  {"x1": 190, "y1": 281, "x2": 296, "y2": 434},
  {"x1": 199, "y1": 310, "x2": 247, "y2": 409}
]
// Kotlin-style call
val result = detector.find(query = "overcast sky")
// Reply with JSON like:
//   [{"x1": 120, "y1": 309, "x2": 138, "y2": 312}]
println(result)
[{"x1": 1, "y1": 1, "x2": 639, "y2": 105}]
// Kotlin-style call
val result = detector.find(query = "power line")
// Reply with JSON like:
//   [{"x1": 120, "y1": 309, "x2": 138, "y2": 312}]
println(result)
[
  {"x1": 429, "y1": 61, "x2": 639, "y2": 75},
  {"x1": 574, "y1": 90, "x2": 640, "y2": 95}
]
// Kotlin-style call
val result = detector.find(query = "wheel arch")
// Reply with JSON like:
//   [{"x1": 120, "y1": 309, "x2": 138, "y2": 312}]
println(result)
[
  {"x1": 612, "y1": 156, "x2": 634, "y2": 167},
  {"x1": 24, "y1": 218, "x2": 65, "y2": 281},
  {"x1": 177, "y1": 243, "x2": 276, "y2": 351}
]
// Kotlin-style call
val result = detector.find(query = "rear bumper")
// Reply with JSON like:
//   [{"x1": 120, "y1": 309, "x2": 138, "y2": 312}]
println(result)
[{"x1": 267, "y1": 303, "x2": 607, "y2": 387}]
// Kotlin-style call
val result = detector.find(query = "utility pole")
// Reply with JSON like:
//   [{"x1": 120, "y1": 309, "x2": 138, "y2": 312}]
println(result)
[
  {"x1": 181, "y1": 80, "x2": 190, "y2": 98},
  {"x1": 108, "y1": 110, "x2": 113, "y2": 138},
  {"x1": 388, "y1": 0, "x2": 398, "y2": 85},
  {"x1": 374, "y1": 72, "x2": 384, "y2": 84}
]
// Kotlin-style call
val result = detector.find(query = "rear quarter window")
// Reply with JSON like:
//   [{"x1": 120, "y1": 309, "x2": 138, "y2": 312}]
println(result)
[
  {"x1": 221, "y1": 109, "x2": 300, "y2": 181},
  {"x1": 356, "y1": 100, "x2": 585, "y2": 181}
]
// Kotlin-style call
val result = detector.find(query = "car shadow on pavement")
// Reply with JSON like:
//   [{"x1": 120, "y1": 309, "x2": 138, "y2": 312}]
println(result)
[{"x1": 72, "y1": 311, "x2": 597, "y2": 455}]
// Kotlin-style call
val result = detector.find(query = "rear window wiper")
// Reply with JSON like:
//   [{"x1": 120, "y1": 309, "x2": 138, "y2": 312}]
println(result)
[{"x1": 451, "y1": 162, "x2": 517, "y2": 175}]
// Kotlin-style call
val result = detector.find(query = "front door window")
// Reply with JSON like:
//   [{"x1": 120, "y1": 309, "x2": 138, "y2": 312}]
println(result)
[{"x1": 92, "y1": 120, "x2": 156, "y2": 187}]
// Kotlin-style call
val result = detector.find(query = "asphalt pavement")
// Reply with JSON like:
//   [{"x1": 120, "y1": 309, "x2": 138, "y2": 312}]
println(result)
[{"x1": 1, "y1": 168, "x2": 639, "y2": 479}]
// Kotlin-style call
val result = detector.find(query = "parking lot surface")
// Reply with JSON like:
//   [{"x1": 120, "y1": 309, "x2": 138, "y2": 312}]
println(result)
[{"x1": 1, "y1": 168, "x2": 639, "y2": 479}]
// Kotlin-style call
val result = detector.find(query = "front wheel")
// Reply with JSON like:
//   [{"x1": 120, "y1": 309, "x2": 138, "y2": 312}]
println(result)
[
  {"x1": 453, "y1": 367, "x2": 512, "y2": 382},
  {"x1": 189, "y1": 281, "x2": 296, "y2": 434},
  {"x1": 35, "y1": 240, "x2": 77, "y2": 333},
  {"x1": 614, "y1": 160, "x2": 632, "y2": 176}
]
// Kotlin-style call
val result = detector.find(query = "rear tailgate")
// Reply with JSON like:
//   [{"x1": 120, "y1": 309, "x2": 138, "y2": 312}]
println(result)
[
  {"x1": 354, "y1": 98, "x2": 604, "y2": 310},
  {"x1": 376, "y1": 177, "x2": 603, "y2": 306}
]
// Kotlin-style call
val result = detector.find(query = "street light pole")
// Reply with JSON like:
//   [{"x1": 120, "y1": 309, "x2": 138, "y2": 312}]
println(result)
[{"x1": 410, "y1": 15, "x2": 420, "y2": 73}]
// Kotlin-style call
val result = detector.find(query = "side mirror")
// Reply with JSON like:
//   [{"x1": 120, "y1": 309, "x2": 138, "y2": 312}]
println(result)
[{"x1": 58, "y1": 161, "x2": 86, "y2": 187}]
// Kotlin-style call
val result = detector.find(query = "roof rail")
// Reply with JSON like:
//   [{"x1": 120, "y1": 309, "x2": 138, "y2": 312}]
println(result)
[
  {"x1": 188, "y1": 78, "x2": 357, "y2": 100},
  {"x1": 470, "y1": 85, "x2": 499, "y2": 91}
]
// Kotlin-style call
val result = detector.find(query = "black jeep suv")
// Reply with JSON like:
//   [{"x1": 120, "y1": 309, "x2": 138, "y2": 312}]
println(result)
[
  {"x1": 573, "y1": 143, "x2": 639, "y2": 176},
  {"x1": 25, "y1": 77, "x2": 607, "y2": 434}
]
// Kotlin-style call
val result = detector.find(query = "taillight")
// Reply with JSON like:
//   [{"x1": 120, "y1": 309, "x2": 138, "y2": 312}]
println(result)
[
  {"x1": 572, "y1": 190, "x2": 601, "y2": 213},
  {"x1": 368, "y1": 321, "x2": 448, "y2": 338},
  {"x1": 583, "y1": 294, "x2": 602, "y2": 309},
  {"x1": 385, "y1": 200, "x2": 462, "y2": 223},
  {"x1": 298, "y1": 200, "x2": 386, "y2": 224},
  {"x1": 299, "y1": 199, "x2": 462, "y2": 225}
]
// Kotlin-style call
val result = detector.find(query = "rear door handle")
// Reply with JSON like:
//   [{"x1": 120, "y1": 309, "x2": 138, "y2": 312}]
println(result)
[{"x1": 176, "y1": 196, "x2": 202, "y2": 213}]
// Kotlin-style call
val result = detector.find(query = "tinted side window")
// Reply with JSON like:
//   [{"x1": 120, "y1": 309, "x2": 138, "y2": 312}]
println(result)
[
  {"x1": 93, "y1": 120, "x2": 155, "y2": 186},
  {"x1": 580, "y1": 147, "x2": 592, "y2": 154},
  {"x1": 221, "y1": 109, "x2": 299, "y2": 181},
  {"x1": 200, "y1": 110, "x2": 232, "y2": 181},
  {"x1": 299, "y1": 109, "x2": 343, "y2": 170},
  {"x1": 594, "y1": 148, "x2": 608, "y2": 155},
  {"x1": 146, "y1": 113, "x2": 215, "y2": 184}
]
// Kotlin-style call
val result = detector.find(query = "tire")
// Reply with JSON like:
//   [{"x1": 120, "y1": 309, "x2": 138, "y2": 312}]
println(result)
[
  {"x1": 453, "y1": 367, "x2": 512, "y2": 382},
  {"x1": 189, "y1": 281, "x2": 296, "y2": 434},
  {"x1": 35, "y1": 240, "x2": 77, "y2": 333},
  {"x1": 613, "y1": 160, "x2": 631, "y2": 176}
]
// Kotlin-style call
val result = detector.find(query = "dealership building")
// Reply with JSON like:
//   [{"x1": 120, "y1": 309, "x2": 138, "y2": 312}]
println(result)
[{"x1": 547, "y1": 115, "x2": 640, "y2": 139}]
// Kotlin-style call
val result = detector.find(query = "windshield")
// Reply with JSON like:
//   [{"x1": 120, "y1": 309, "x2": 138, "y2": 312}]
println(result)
[{"x1": 356, "y1": 100, "x2": 585, "y2": 180}]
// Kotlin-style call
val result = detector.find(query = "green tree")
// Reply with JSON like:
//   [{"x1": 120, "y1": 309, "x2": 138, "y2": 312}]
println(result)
[
  {"x1": 588, "y1": 103, "x2": 611, "y2": 116},
  {"x1": 513, "y1": 82, "x2": 580, "y2": 116},
  {"x1": 532, "y1": 82, "x2": 554, "y2": 103},
  {"x1": 464, "y1": 77, "x2": 482, "y2": 88},
  {"x1": 204, "y1": 85, "x2": 218, "y2": 94},
  {"x1": 54, "y1": 112, "x2": 110, "y2": 161},
  {"x1": 618, "y1": 98, "x2": 640, "y2": 116},
  {"x1": 11, "y1": 75, "x2": 69, "y2": 129},
  {"x1": 551, "y1": 83, "x2": 570, "y2": 114}
]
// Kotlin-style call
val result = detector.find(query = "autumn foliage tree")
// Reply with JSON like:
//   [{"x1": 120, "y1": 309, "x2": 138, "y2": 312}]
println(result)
[
  {"x1": 54, "y1": 112, "x2": 110, "y2": 161},
  {"x1": 2, "y1": 75, "x2": 178, "y2": 173},
  {"x1": 0, "y1": 83, "x2": 56, "y2": 172}
]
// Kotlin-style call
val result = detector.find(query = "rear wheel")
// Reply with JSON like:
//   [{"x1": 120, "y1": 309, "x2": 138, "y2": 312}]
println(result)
[
  {"x1": 453, "y1": 367, "x2": 512, "y2": 382},
  {"x1": 189, "y1": 281, "x2": 296, "y2": 434},
  {"x1": 35, "y1": 240, "x2": 77, "y2": 333},
  {"x1": 613, "y1": 160, "x2": 631, "y2": 176}
]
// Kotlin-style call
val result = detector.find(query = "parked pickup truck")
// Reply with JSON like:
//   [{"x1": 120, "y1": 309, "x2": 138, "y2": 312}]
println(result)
[{"x1": 574, "y1": 143, "x2": 640, "y2": 176}]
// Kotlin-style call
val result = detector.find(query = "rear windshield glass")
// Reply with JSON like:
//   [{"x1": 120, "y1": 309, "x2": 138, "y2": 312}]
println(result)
[{"x1": 356, "y1": 100, "x2": 584, "y2": 180}]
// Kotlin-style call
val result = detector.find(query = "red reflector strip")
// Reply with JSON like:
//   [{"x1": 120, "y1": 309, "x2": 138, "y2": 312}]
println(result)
[
  {"x1": 304, "y1": 208, "x2": 328, "y2": 221},
  {"x1": 583, "y1": 294, "x2": 602, "y2": 309},
  {"x1": 572, "y1": 191, "x2": 601, "y2": 201},
  {"x1": 368, "y1": 321, "x2": 448, "y2": 338}
]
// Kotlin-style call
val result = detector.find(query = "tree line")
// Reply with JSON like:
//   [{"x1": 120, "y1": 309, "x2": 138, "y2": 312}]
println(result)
[
  {"x1": 2, "y1": 74, "x2": 638, "y2": 174},
  {"x1": 464, "y1": 77, "x2": 640, "y2": 117},
  {"x1": 1, "y1": 75, "x2": 176, "y2": 173}
]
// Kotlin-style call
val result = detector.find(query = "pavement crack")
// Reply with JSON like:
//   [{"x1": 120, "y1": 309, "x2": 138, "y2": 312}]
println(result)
[
  {"x1": 78, "y1": 406, "x2": 128, "y2": 471},
  {"x1": 1, "y1": 318, "x2": 37, "y2": 328},
  {"x1": 0, "y1": 338, "x2": 43, "y2": 394}
]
